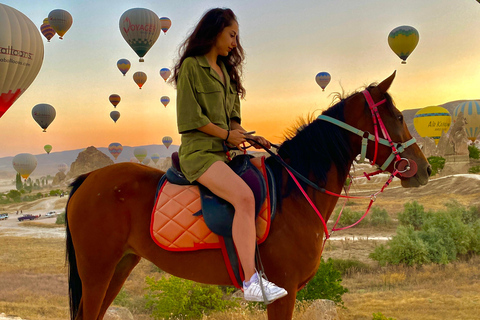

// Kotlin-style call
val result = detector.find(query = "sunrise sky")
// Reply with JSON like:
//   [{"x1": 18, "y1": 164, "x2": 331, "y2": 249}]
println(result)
[{"x1": 1, "y1": 0, "x2": 480, "y2": 158}]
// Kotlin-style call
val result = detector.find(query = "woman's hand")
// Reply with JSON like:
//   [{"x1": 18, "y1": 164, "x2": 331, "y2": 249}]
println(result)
[
  {"x1": 245, "y1": 134, "x2": 271, "y2": 149},
  {"x1": 226, "y1": 129, "x2": 247, "y2": 149}
]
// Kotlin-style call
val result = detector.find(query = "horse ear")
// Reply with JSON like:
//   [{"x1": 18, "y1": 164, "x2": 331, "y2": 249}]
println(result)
[{"x1": 377, "y1": 71, "x2": 396, "y2": 93}]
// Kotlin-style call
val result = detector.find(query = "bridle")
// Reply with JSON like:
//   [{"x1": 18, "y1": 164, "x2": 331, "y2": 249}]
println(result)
[{"x1": 317, "y1": 90, "x2": 417, "y2": 177}]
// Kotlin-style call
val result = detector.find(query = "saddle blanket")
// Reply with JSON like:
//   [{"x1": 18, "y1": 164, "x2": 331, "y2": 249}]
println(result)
[{"x1": 150, "y1": 157, "x2": 272, "y2": 251}]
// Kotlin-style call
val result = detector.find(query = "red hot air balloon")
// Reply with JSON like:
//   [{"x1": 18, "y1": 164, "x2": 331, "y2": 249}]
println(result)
[{"x1": 133, "y1": 71, "x2": 147, "y2": 89}]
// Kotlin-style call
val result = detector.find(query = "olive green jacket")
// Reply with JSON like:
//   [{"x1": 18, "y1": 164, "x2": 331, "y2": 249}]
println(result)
[{"x1": 176, "y1": 55, "x2": 241, "y2": 181}]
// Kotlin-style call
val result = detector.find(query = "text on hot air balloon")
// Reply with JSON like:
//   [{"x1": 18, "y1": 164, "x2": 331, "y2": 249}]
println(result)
[
  {"x1": 0, "y1": 46, "x2": 34, "y2": 60},
  {"x1": 428, "y1": 121, "x2": 450, "y2": 128},
  {"x1": 121, "y1": 17, "x2": 157, "y2": 34}
]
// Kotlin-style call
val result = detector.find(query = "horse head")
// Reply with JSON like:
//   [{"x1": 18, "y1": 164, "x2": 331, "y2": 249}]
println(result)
[{"x1": 343, "y1": 71, "x2": 431, "y2": 187}]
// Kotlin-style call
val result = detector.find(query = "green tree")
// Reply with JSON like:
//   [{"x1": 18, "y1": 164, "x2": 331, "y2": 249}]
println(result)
[
  {"x1": 468, "y1": 145, "x2": 480, "y2": 159},
  {"x1": 6, "y1": 190, "x2": 22, "y2": 202},
  {"x1": 15, "y1": 173, "x2": 22, "y2": 191},
  {"x1": 427, "y1": 156, "x2": 445, "y2": 176}
]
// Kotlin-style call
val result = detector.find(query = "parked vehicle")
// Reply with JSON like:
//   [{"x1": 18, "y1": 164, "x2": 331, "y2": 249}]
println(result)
[
  {"x1": 18, "y1": 214, "x2": 39, "y2": 221},
  {"x1": 0, "y1": 213, "x2": 8, "y2": 220},
  {"x1": 45, "y1": 211, "x2": 56, "y2": 218}
]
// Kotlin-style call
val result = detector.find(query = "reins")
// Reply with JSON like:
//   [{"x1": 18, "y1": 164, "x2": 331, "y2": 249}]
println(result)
[{"x1": 244, "y1": 89, "x2": 418, "y2": 250}]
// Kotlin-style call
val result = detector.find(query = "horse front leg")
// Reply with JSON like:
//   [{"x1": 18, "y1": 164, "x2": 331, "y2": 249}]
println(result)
[{"x1": 266, "y1": 289, "x2": 297, "y2": 320}]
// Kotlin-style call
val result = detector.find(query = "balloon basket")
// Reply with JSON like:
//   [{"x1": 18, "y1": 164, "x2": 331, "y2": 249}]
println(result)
[
  {"x1": 139, "y1": 58, "x2": 144, "y2": 62},
  {"x1": 401, "y1": 61, "x2": 406, "y2": 64}
]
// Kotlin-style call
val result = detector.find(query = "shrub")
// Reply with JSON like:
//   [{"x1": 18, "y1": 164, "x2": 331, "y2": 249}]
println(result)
[
  {"x1": 371, "y1": 201, "x2": 480, "y2": 266},
  {"x1": 468, "y1": 145, "x2": 480, "y2": 159},
  {"x1": 56, "y1": 212, "x2": 66, "y2": 225},
  {"x1": 145, "y1": 275, "x2": 239, "y2": 319},
  {"x1": 330, "y1": 258, "x2": 371, "y2": 276},
  {"x1": 397, "y1": 201, "x2": 425, "y2": 230},
  {"x1": 296, "y1": 257, "x2": 348, "y2": 306},
  {"x1": 427, "y1": 156, "x2": 445, "y2": 176},
  {"x1": 369, "y1": 207, "x2": 393, "y2": 226},
  {"x1": 372, "y1": 312, "x2": 396, "y2": 320},
  {"x1": 468, "y1": 165, "x2": 480, "y2": 174},
  {"x1": 332, "y1": 208, "x2": 367, "y2": 227}
]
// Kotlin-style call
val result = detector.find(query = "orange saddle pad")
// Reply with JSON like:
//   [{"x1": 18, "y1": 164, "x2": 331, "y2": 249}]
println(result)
[{"x1": 150, "y1": 157, "x2": 272, "y2": 251}]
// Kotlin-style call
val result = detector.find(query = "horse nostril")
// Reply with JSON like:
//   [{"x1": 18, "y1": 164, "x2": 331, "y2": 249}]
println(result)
[{"x1": 427, "y1": 165, "x2": 432, "y2": 176}]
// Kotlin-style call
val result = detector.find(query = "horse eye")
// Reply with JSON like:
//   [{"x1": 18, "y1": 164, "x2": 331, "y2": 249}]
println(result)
[{"x1": 397, "y1": 114, "x2": 403, "y2": 122}]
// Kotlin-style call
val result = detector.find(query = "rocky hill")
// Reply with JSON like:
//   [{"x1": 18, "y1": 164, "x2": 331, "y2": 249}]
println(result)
[{"x1": 65, "y1": 146, "x2": 114, "y2": 180}]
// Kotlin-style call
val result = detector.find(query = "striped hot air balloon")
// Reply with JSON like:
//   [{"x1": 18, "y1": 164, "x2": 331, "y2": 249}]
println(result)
[
  {"x1": 388, "y1": 26, "x2": 419, "y2": 64},
  {"x1": 160, "y1": 96, "x2": 170, "y2": 107},
  {"x1": 315, "y1": 72, "x2": 331, "y2": 91},
  {"x1": 134, "y1": 147, "x2": 147, "y2": 162},
  {"x1": 454, "y1": 101, "x2": 480, "y2": 142},
  {"x1": 159, "y1": 17, "x2": 171, "y2": 34},
  {"x1": 162, "y1": 136, "x2": 173, "y2": 149},
  {"x1": 133, "y1": 71, "x2": 147, "y2": 89},
  {"x1": 108, "y1": 142, "x2": 123, "y2": 160},
  {"x1": 117, "y1": 58, "x2": 131, "y2": 76},
  {"x1": 109, "y1": 94, "x2": 121, "y2": 107}
]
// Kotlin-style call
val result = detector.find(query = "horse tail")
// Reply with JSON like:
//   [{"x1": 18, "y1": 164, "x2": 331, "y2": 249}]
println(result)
[{"x1": 65, "y1": 173, "x2": 90, "y2": 320}]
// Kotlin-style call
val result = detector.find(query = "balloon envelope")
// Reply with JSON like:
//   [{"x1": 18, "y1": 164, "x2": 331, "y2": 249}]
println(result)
[
  {"x1": 160, "y1": 68, "x2": 171, "y2": 82},
  {"x1": 413, "y1": 106, "x2": 451, "y2": 144},
  {"x1": 58, "y1": 163, "x2": 68, "y2": 173},
  {"x1": 159, "y1": 17, "x2": 171, "y2": 34},
  {"x1": 32, "y1": 103, "x2": 56, "y2": 132},
  {"x1": 454, "y1": 101, "x2": 480, "y2": 141},
  {"x1": 12, "y1": 153, "x2": 37, "y2": 179},
  {"x1": 110, "y1": 110, "x2": 120, "y2": 123},
  {"x1": 134, "y1": 147, "x2": 147, "y2": 162},
  {"x1": 162, "y1": 136, "x2": 173, "y2": 149},
  {"x1": 315, "y1": 72, "x2": 331, "y2": 91},
  {"x1": 119, "y1": 8, "x2": 161, "y2": 62},
  {"x1": 133, "y1": 71, "x2": 147, "y2": 89},
  {"x1": 44, "y1": 144, "x2": 52, "y2": 154},
  {"x1": 109, "y1": 94, "x2": 121, "y2": 107},
  {"x1": 48, "y1": 9, "x2": 73, "y2": 39},
  {"x1": 0, "y1": 4, "x2": 44, "y2": 119},
  {"x1": 388, "y1": 26, "x2": 419, "y2": 64},
  {"x1": 40, "y1": 22, "x2": 56, "y2": 41},
  {"x1": 117, "y1": 58, "x2": 131, "y2": 76},
  {"x1": 151, "y1": 153, "x2": 160, "y2": 164},
  {"x1": 108, "y1": 142, "x2": 123, "y2": 160},
  {"x1": 160, "y1": 96, "x2": 170, "y2": 107}
]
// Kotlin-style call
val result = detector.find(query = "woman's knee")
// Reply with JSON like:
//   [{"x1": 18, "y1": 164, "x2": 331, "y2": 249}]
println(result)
[{"x1": 231, "y1": 187, "x2": 255, "y2": 212}]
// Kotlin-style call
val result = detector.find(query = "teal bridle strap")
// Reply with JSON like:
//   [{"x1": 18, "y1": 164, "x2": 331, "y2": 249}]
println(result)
[{"x1": 317, "y1": 115, "x2": 416, "y2": 171}]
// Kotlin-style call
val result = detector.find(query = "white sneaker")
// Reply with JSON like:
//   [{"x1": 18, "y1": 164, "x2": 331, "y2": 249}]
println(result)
[{"x1": 243, "y1": 273, "x2": 288, "y2": 303}]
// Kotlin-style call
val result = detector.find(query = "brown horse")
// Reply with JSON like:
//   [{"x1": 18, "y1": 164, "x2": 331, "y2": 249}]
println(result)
[{"x1": 65, "y1": 72, "x2": 430, "y2": 320}]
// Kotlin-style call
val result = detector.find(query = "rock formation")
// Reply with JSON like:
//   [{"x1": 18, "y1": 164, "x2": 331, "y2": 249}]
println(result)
[
  {"x1": 418, "y1": 136, "x2": 437, "y2": 158},
  {"x1": 52, "y1": 171, "x2": 66, "y2": 186},
  {"x1": 449, "y1": 112, "x2": 469, "y2": 155},
  {"x1": 66, "y1": 146, "x2": 114, "y2": 179}
]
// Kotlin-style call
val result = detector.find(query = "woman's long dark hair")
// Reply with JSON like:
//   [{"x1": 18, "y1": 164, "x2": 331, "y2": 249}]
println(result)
[{"x1": 171, "y1": 8, "x2": 246, "y2": 98}]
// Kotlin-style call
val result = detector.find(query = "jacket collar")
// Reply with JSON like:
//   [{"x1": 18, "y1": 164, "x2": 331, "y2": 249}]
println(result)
[{"x1": 195, "y1": 55, "x2": 230, "y2": 90}]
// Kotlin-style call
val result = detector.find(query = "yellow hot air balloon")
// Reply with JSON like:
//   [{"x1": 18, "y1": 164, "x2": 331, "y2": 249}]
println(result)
[
  {"x1": 119, "y1": 8, "x2": 161, "y2": 62},
  {"x1": 12, "y1": 153, "x2": 37, "y2": 179},
  {"x1": 0, "y1": 4, "x2": 44, "y2": 119},
  {"x1": 388, "y1": 26, "x2": 419, "y2": 64},
  {"x1": 454, "y1": 101, "x2": 480, "y2": 142},
  {"x1": 133, "y1": 71, "x2": 147, "y2": 89},
  {"x1": 413, "y1": 106, "x2": 451, "y2": 144},
  {"x1": 48, "y1": 9, "x2": 73, "y2": 40}
]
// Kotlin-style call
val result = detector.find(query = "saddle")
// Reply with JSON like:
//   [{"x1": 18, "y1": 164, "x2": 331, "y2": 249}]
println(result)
[{"x1": 150, "y1": 153, "x2": 277, "y2": 287}]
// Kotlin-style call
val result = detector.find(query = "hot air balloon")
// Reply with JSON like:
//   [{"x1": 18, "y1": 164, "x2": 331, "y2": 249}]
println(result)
[
  {"x1": 117, "y1": 58, "x2": 131, "y2": 76},
  {"x1": 151, "y1": 153, "x2": 160, "y2": 164},
  {"x1": 0, "y1": 4, "x2": 44, "y2": 119},
  {"x1": 142, "y1": 157, "x2": 151, "y2": 165},
  {"x1": 388, "y1": 26, "x2": 419, "y2": 64},
  {"x1": 44, "y1": 144, "x2": 52, "y2": 154},
  {"x1": 134, "y1": 147, "x2": 147, "y2": 162},
  {"x1": 160, "y1": 68, "x2": 171, "y2": 82},
  {"x1": 119, "y1": 8, "x2": 161, "y2": 62},
  {"x1": 160, "y1": 96, "x2": 170, "y2": 107},
  {"x1": 159, "y1": 17, "x2": 171, "y2": 34},
  {"x1": 12, "y1": 153, "x2": 37, "y2": 179},
  {"x1": 413, "y1": 106, "x2": 451, "y2": 145},
  {"x1": 315, "y1": 72, "x2": 331, "y2": 91},
  {"x1": 32, "y1": 103, "x2": 56, "y2": 132},
  {"x1": 133, "y1": 71, "x2": 147, "y2": 89},
  {"x1": 454, "y1": 101, "x2": 480, "y2": 142},
  {"x1": 48, "y1": 9, "x2": 73, "y2": 40},
  {"x1": 58, "y1": 163, "x2": 68, "y2": 173},
  {"x1": 110, "y1": 110, "x2": 120, "y2": 123},
  {"x1": 109, "y1": 94, "x2": 121, "y2": 108},
  {"x1": 40, "y1": 22, "x2": 56, "y2": 42},
  {"x1": 162, "y1": 136, "x2": 173, "y2": 149},
  {"x1": 108, "y1": 142, "x2": 123, "y2": 160}
]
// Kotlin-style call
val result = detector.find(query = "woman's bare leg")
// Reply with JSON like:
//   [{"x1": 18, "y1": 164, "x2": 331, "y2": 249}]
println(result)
[{"x1": 197, "y1": 161, "x2": 256, "y2": 280}]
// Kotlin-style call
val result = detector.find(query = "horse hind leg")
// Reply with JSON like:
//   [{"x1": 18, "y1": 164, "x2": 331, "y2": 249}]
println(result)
[{"x1": 96, "y1": 254, "x2": 141, "y2": 319}]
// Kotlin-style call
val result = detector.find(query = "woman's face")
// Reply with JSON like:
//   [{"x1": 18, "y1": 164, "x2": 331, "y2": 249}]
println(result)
[{"x1": 214, "y1": 20, "x2": 239, "y2": 57}]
